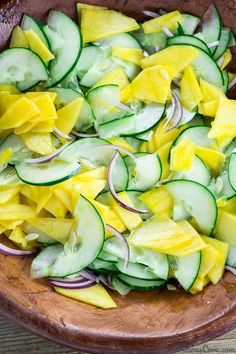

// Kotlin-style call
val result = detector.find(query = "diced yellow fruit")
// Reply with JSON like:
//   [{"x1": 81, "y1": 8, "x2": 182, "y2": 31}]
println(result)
[
  {"x1": 209, "y1": 98, "x2": 236, "y2": 140},
  {"x1": 215, "y1": 210, "x2": 236, "y2": 245},
  {"x1": 129, "y1": 215, "x2": 191, "y2": 253},
  {"x1": 108, "y1": 137, "x2": 135, "y2": 154},
  {"x1": 20, "y1": 185, "x2": 52, "y2": 213},
  {"x1": 202, "y1": 235, "x2": 228, "y2": 285},
  {"x1": 0, "y1": 84, "x2": 20, "y2": 94},
  {"x1": 112, "y1": 47, "x2": 143, "y2": 66},
  {"x1": 9, "y1": 226, "x2": 35, "y2": 250},
  {"x1": 200, "y1": 78, "x2": 225, "y2": 102},
  {"x1": 56, "y1": 97, "x2": 83, "y2": 135},
  {"x1": 143, "y1": 10, "x2": 182, "y2": 33},
  {"x1": 78, "y1": 167, "x2": 107, "y2": 180},
  {"x1": 1, "y1": 220, "x2": 23, "y2": 230},
  {"x1": 71, "y1": 178, "x2": 106, "y2": 201},
  {"x1": 81, "y1": 8, "x2": 139, "y2": 43},
  {"x1": 0, "y1": 97, "x2": 40, "y2": 129},
  {"x1": 44, "y1": 195, "x2": 67, "y2": 218},
  {"x1": 21, "y1": 132, "x2": 53, "y2": 155},
  {"x1": 129, "y1": 65, "x2": 173, "y2": 104},
  {"x1": 0, "y1": 204, "x2": 36, "y2": 220},
  {"x1": 198, "y1": 100, "x2": 219, "y2": 117},
  {"x1": 0, "y1": 148, "x2": 12, "y2": 166},
  {"x1": 25, "y1": 91, "x2": 57, "y2": 102},
  {"x1": 112, "y1": 191, "x2": 142, "y2": 232},
  {"x1": 221, "y1": 49, "x2": 232, "y2": 70},
  {"x1": 146, "y1": 134, "x2": 156, "y2": 153},
  {"x1": 52, "y1": 187, "x2": 74, "y2": 215},
  {"x1": 156, "y1": 141, "x2": 173, "y2": 179},
  {"x1": 139, "y1": 142, "x2": 148, "y2": 153},
  {"x1": 180, "y1": 66, "x2": 203, "y2": 111},
  {"x1": 195, "y1": 145, "x2": 225, "y2": 175},
  {"x1": 0, "y1": 186, "x2": 20, "y2": 204},
  {"x1": 24, "y1": 30, "x2": 55, "y2": 62},
  {"x1": 220, "y1": 196, "x2": 236, "y2": 214},
  {"x1": 14, "y1": 121, "x2": 38, "y2": 134},
  {"x1": 0, "y1": 92, "x2": 20, "y2": 114},
  {"x1": 77, "y1": 2, "x2": 107, "y2": 23},
  {"x1": 139, "y1": 186, "x2": 173, "y2": 217},
  {"x1": 31, "y1": 94, "x2": 57, "y2": 123},
  {"x1": 121, "y1": 84, "x2": 133, "y2": 104},
  {"x1": 27, "y1": 218, "x2": 74, "y2": 244},
  {"x1": 30, "y1": 119, "x2": 55, "y2": 133},
  {"x1": 154, "y1": 119, "x2": 186, "y2": 149},
  {"x1": 141, "y1": 45, "x2": 199, "y2": 77},
  {"x1": 55, "y1": 283, "x2": 116, "y2": 309},
  {"x1": 170, "y1": 138, "x2": 195, "y2": 171},
  {"x1": 94, "y1": 67, "x2": 129, "y2": 90},
  {"x1": 10, "y1": 26, "x2": 29, "y2": 48}
]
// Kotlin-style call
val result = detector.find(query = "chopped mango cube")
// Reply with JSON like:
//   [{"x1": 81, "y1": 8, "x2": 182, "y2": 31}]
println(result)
[
  {"x1": 139, "y1": 186, "x2": 173, "y2": 217},
  {"x1": 209, "y1": 98, "x2": 236, "y2": 140},
  {"x1": 0, "y1": 186, "x2": 20, "y2": 204},
  {"x1": 142, "y1": 11, "x2": 183, "y2": 33},
  {"x1": 170, "y1": 138, "x2": 195, "y2": 171},
  {"x1": 195, "y1": 145, "x2": 225, "y2": 175},
  {"x1": 24, "y1": 30, "x2": 55, "y2": 62},
  {"x1": 108, "y1": 137, "x2": 135, "y2": 154},
  {"x1": 0, "y1": 204, "x2": 36, "y2": 220},
  {"x1": 9, "y1": 226, "x2": 35, "y2": 250},
  {"x1": 215, "y1": 210, "x2": 236, "y2": 245},
  {"x1": 94, "y1": 67, "x2": 129, "y2": 90},
  {"x1": 156, "y1": 141, "x2": 173, "y2": 178},
  {"x1": 10, "y1": 26, "x2": 29, "y2": 48},
  {"x1": 56, "y1": 97, "x2": 83, "y2": 135},
  {"x1": 0, "y1": 148, "x2": 12, "y2": 166},
  {"x1": 221, "y1": 49, "x2": 232, "y2": 70},
  {"x1": 31, "y1": 94, "x2": 57, "y2": 123},
  {"x1": 153, "y1": 119, "x2": 185, "y2": 150},
  {"x1": 21, "y1": 132, "x2": 53, "y2": 155},
  {"x1": 112, "y1": 47, "x2": 143, "y2": 66},
  {"x1": 180, "y1": 66, "x2": 203, "y2": 111},
  {"x1": 44, "y1": 195, "x2": 67, "y2": 218}
]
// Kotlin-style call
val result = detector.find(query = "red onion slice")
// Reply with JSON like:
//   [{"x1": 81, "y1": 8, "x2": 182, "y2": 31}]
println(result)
[
  {"x1": 80, "y1": 269, "x2": 99, "y2": 283},
  {"x1": 54, "y1": 128, "x2": 74, "y2": 141},
  {"x1": 49, "y1": 279, "x2": 97, "y2": 289},
  {"x1": 105, "y1": 224, "x2": 130, "y2": 270},
  {"x1": 161, "y1": 26, "x2": 174, "y2": 37},
  {"x1": 107, "y1": 152, "x2": 149, "y2": 215},
  {"x1": 165, "y1": 91, "x2": 183, "y2": 132},
  {"x1": 25, "y1": 142, "x2": 72, "y2": 164},
  {"x1": 0, "y1": 243, "x2": 33, "y2": 256},
  {"x1": 70, "y1": 131, "x2": 99, "y2": 138},
  {"x1": 142, "y1": 10, "x2": 159, "y2": 18},
  {"x1": 165, "y1": 93, "x2": 176, "y2": 127},
  {"x1": 94, "y1": 143, "x2": 137, "y2": 160},
  {"x1": 225, "y1": 265, "x2": 236, "y2": 275}
]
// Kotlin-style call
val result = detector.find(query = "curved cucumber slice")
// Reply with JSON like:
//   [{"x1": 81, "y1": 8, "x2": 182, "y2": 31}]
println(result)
[
  {"x1": 226, "y1": 245, "x2": 236, "y2": 267},
  {"x1": 173, "y1": 155, "x2": 211, "y2": 186},
  {"x1": 117, "y1": 273, "x2": 165, "y2": 290},
  {"x1": 125, "y1": 153, "x2": 162, "y2": 191},
  {"x1": 165, "y1": 180, "x2": 218, "y2": 235},
  {"x1": 181, "y1": 14, "x2": 200, "y2": 35},
  {"x1": 0, "y1": 166, "x2": 21, "y2": 185},
  {"x1": 174, "y1": 125, "x2": 215, "y2": 148},
  {"x1": 169, "y1": 252, "x2": 201, "y2": 291},
  {"x1": 21, "y1": 14, "x2": 50, "y2": 48},
  {"x1": 94, "y1": 33, "x2": 141, "y2": 49},
  {"x1": 0, "y1": 134, "x2": 32, "y2": 163},
  {"x1": 228, "y1": 153, "x2": 236, "y2": 191},
  {"x1": 90, "y1": 258, "x2": 117, "y2": 273},
  {"x1": 197, "y1": 4, "x2": 221, "y2": 52},
  {"x1": 222, "y1": 70, "x2": 229, "y2": 93},
  {"x1": 15, "y1": 159, "x2": 81, "y2": 186},
  {"x1": 50, "y1": 195, "x2": 105, "y2": 277},
  {"x1": 45, "y1": 10, "x2": 82, "y2": 87},
  {"x1": 49, "y1": 87, "x2": 81, "y2": 108},
  {"x1": 98, "y1": 114, "x2": 136, "y2": 139},
  {"x1": 76, "y1": 45, "x2": 103, "y2": 79},
  {"x1": 115, "y1": 259, "x2": 159, "y2": 280},
  {"x1": 0, "y1": 48, "x2": 48, "y2": 91},
  {"x1": 213, "y1": 28, "x2": 231, "y2": 60},
  {"x1": 167, "y1": 35, "x2": 211, "y2": 55}
]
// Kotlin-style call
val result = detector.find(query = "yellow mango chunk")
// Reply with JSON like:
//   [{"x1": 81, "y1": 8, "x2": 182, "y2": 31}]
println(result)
[
  {"x1": 0, "y1": 148, "x2": 12, "y2": 166},
  {"x1": 52, "y1": 187, "x2": 74, "y2": 214},
  {"x1": 31, "y1": 94, "x2": 57, "y2": 123},
  {"x1": 121, "y1": 84, "x2": 133, "y2": 104},
  {"x1": 56, "y1": 97, "x2": 83, "y2": 135},
  {"x1": 44, "y1": 195, "x2": 67, "y2": 218},
  {"x1": 141, "y1": 45, "x2": 199, "y2": 77},
  {"x1": 199, "y1": 78, "x2": 225, "y2": 117},
  {"x1": 170, "y1": 138, "x2": 195, "y2": 171},
  {"x1": 195, "y1": 145, "x2": 225, "y2": 175},
  {"x1": 81, "y1": 8, "x2": 139, "y2": 43},
  {"x1": 129, "y1": 65, "x2": 173, "y2": 104},
  {"x1": 78, "y1": 167, "x2": 107, "y2": 180},
  {"x1": 221, "y1": 49, "x2": 232, "y2": 70},
  {"x1": 129, "y1": 215, "x2": 191, "y2": 253},
  {"x1": 0, "y1": 97, "x2": 40, "y2": 129},
  {"x1": 111, "y1": 191, "x2": 142, "y2": 232},
  {"x1": 25, "y1": 91, "x2": 57, "y2": 102},
  {"x1": 108, "y1": 137, "x2": 135, "y2": 154},
  {"x1": 30, "y1": 119, "x2": 55, "y2": 133},
  {"x1": 0, "y1": 186, "x2": 20, "y2": 204},
  {"x1": 0, "y1": 92, "x2": 20, "y2": 114},
  {"x1": 180, "y1": 66, "x2": 203, "y2": 111},
  {"x1": 20, "y1": 185, "x2": 51, "y2": 213},
  {"x1": 143, "y1": 11, "x2": 183, "y2": 34},
  {"x1": 1, "y1": 220, "x2": 23, "y2": 230},
  {"x1": 215, "y1": 210, "x2": 236, "y2": 245},
  {"x1": 10, "y1": 26, "x2": 29, "y2": 48},
  {"x1": 153, "y1": 119, "x2": 186, "y2": 150},
  {"x1": 24, "y1": 30, "x2": 55, "y2": 62},
  {"x1": 198, "y1": 101, "x2": 219, "y2": 117},
  {"x1": 70, "y1": 178, "x2": 106, "y2": 201},
  {"x1": 14, "y1": 121, "x2": 37, "y2": 135},
  {"x1": 220, "y1": 196, "x2": 236, "y2": 214},
  {"x1": 156, "y1": 141, "x2": 173, "y2": 179},
  {"x1": 55, "y1": 283, "x2": 116, "y2": 309},
  {"x1": 0, "y1": 204, "x2": 36, "y2": 220},
  {"x1": 9, "y1": 226, "x2": 35, "y2": 250},
  {"x1": 26, "y1": 218, "x2": 74, "y2": 244},
  {"x1": 94, "y1": 67, "x2": 129, "y2": 90},
  {"x1": 21, "y1": 132, "x2": 53, "y2": 155},
  {"x1": 202, "y1": 235, "x2": 228, "y2": 285},
  {"x1": 139, "y1": 186, "x2": 174, "y2": 217},
  {"x1": 146, "y1": 134, "x2": 156, "y2": 153},
  {"x1": 209, "y1": 98, "x2": 236, "y2": 140},
  {"x1": 112, "y1": 47, "x2": 143, "y2": 66}
]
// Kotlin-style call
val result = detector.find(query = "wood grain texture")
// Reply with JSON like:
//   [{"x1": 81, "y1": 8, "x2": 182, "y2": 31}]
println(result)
[{"x1": 0, "y1": 1, "x2": 236, "y2": 353}]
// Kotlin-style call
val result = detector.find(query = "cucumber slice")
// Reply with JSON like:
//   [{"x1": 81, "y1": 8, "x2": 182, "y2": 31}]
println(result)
[
  {"x1": 117, "y1": 273, "x2": 165, "y2": 290},
  {"x1": 0, "y1": 134, "x2": 32, "y2": 163},
  {"x1": 49, "y1": 87, "x2": 81, "y2": 108},
  {"x1": 125, "y1": 152, "x2": 162, "y2": 191},
  {"x1": 229, "y1": 30, "x2": 236, "y2": 47},
  {"x1": 125, "y1": 137, "x2": 142, "y2": 151},
  {"x1": 226, "y1": 245, "x2": 236, "y2": 267},
  {"x1": 134, "y1": 129, "x2": 153, "y2": 142},
  {"x1": 21, "y1": 14, "x2": 50, "y2": 48},
  {"x1": 115, "y1": 259, "x2": 160, "y2": 280},
  {"x1": 110, "y1": 276, "x2": 131, "y2": 295},
  {"x1": 94, "y1": 33, "x2": 141, "y2": 49},
  {"x1": 168, "y1": 252, "x2": 201, "y2": 291},
  {"x1": 132, "y1": 29, "x2": 167, "y2": 55},
  {"x1": 167, "y1": 35, "x2": 211, "y2": 55},
  {"x1": 76, "y1": 45, "x2": 103, "y2": 79},
  {"x1": 213, "y1": 28, "x2": 231, "y2": 60},
  {"x1": 173, "y1": 155, "x2": 211, "y2": 186},
  {"x1": 181, "y1": 14, "x2": 200, "y2": 35},
  {"x1": 222, "y1": 70, "x2": 229, "y2": 93},
  {"x1": 90, "y1": 259, "x2": 118, "y2": 273},
  {"x1": 98, "y1": 114, "x2": 136, "y2": 139},
  {"x1": 126, "y1": 190, "x2": 152, "y2": 220},
  {"x1": 24, "y1": 224, "x2": 56, "y2": 244},
  {"x1": 98, "y1": 250, "x2": 118, "y2": 262},
  {"x1": 50, "y1": 196, "x2": 105, "y2": 277},
  {"x1": 174, "y1": 125, "x2": 215, "y2": 148},
  {"x1": 0, "y1": 166, "x2": 21, "y2": 185},
  {"x1": 112, "y1": 57, "x2": 140, "y2": 81},
  {"x1": 15, "y1": 158, "x2": 81, "y2": 186},
  {"x1": 44, "y1": 10, "x2": 82, "y2": 87},
  {"x1": 31, "y1": 244, "x2": 64, "y2": 279},
  {"x1": 0, "y1": 48, "x2": 48, "y2": 91},
  {"x1": 122, "y1": 103, "x2": 165, "y2": 136},
  {"x1": 165, "y1": 180, "x2": 218, "y2": 235},
  {"x1": 59, "y1": 69, "x2": 83, "y2": 94},
  {"x1": 228, "y1": 153, "x2": 236, "y2": 191},
  {"x1": 187, "y1": 114, "x2": 205, "y2": 126}
]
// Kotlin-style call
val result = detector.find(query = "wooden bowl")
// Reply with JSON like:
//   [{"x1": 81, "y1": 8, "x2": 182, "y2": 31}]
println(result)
[{"x1": 1, "y1": 1, "x2": 236, "y2": 353}]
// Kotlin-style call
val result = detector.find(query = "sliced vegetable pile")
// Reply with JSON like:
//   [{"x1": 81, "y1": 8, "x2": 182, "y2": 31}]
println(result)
[{"x1": 0, "y1": 3, "x2": 236, "y2": 309}]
